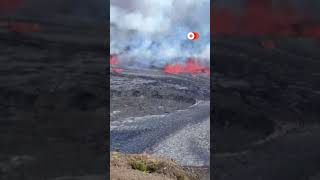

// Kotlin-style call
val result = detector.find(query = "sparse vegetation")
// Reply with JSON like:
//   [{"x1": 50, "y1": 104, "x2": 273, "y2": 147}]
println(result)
[
  {"x1": 177, "y1": 174, "x2": 187, "y2": 180},
  {"x1": 110, "y1": 152, "x2": 208, "y2": 180},
  {"x1": 131, "y1": 160, "x2": 148, "y2": 172},
  {"x1": 130, "y1": 155, "x2": 163, "y2": 173}
]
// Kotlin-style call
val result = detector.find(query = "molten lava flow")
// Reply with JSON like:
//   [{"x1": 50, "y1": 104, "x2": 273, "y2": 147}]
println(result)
[
  {"x1": 110, "y1": 54, "x2": 124, "y2": 74},
  {"x1": 164, "y1": 64, "x2": 184, "y2": 74},
  {"x1": 112, "y1": 68, "x2": 124, "y2": 73},
  {"x1": 211, "y1": 0, "x2": 320, "y2": 38},
  {"x1": 164, "y1": 58, "x2": 210, "y2": 75},
  {"x1": 110, "y1": 54, "x2": 119, "y2": 65}
]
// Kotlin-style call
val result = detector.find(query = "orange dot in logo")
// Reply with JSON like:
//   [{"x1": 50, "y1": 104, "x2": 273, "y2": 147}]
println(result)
[{"x1": 193, "y1": 32, "x2": 199, "y2": 40}]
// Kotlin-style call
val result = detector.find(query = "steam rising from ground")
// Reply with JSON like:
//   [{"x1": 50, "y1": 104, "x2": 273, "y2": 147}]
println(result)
[{"x1": 110, "y1": 0, "x2": 210, "y2": 67}]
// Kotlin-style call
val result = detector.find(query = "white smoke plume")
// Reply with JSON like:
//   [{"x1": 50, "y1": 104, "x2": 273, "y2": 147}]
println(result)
[{"x1": 110, "y1": 0, "x2": 210, "y2": 67}]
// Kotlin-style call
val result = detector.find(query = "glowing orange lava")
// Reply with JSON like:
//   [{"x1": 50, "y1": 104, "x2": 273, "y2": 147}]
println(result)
[
  {"x1": 164, "y1": 58, "x2": 210, "y2": 75},
  {"x1": 112, "y1": 68, "x2": 124, "y2": 73},
  {"x1": 110, "y1": 54, "x2": 119, "y2": 65},
  {"x1": 110, "y1": 54, "x2": 124, "y2": 73}
]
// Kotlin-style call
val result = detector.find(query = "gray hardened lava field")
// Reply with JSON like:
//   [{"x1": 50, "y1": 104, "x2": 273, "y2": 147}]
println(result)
[
  {"x1": 212, "y1": 36, "x2": 320, "y2": 180},
  {"x1": 110, "y1": 68, "x2": 210, "y2": 167}
]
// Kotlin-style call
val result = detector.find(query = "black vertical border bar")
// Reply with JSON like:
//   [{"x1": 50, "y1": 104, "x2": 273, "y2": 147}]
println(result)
[
  {"x1": 210, "y1": 0, "x2": 214, "y2": 179},
  {"x1": 106, "y1": 0, "x2": 111, "y2": 179}
]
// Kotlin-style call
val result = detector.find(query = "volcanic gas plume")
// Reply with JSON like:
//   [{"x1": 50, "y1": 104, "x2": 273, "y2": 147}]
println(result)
[{"x1": 110, "y1": 0, "x2": 210, "y2": 71}]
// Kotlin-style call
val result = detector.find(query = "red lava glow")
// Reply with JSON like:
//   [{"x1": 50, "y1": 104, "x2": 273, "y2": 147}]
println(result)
[
  {"x1": 164, "y1": 58, "x2": 210, "y2": 75},
  {"x1": 109, "y1": 54, "x2": 209, "y2": 75},
  {"x1": 261, "y1": 40, "x2": 275, "y2": 49},
  {"x1": 0, "y1": 0, "x2": 25, "y2": 10},
  {"x1": 110, "y1": 54, "x2": 124, "y2": 73},
  {"x1": 112, "y1": 68, "x2": 124, "y2": 73},
  {"x1": 110, "y1": 54, "x2": 119, "y2": 65},
  {"x1": 212, "y1": 0, "x2": 320, "y2": 38},
  {"x1": 7, "y1": 22, "x2": 41, "y2": 33}
]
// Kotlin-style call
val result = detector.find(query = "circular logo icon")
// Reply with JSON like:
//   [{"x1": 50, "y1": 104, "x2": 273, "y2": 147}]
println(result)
[{"x1": 187, "y1": 32, "x2": 199, "y2": 40}]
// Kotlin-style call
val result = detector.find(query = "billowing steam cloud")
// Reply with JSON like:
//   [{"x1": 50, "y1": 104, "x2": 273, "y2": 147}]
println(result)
[{"x1": 110, "y1": 0, "x2": 210, "y2": 67}]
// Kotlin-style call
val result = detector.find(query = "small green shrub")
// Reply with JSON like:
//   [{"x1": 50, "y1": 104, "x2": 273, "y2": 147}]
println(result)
[
  {"x1": 146, "y1": 162, "x2": 157, "y2": 173},
  {"x1": 177, "y1": 174, "x2": 187, "y2": 180},
  {"x1": 131, "y1": 160, "x2": 148, "y2": 172},
  {"x1": 130, "y1": 159, "x2": 161, "y2": 173}
]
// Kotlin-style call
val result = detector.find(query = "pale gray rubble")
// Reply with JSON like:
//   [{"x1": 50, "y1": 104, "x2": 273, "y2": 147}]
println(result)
[
  {"x1": 152, "y1": 117, "x2": 210, "y2": 166},
  {"x1": 110, "y1": 101, "x2": 210, "y2": 166}
]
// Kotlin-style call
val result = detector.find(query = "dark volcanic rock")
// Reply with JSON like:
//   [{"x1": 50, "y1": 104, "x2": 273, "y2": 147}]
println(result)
[
  {"x1": 0, "y1": 32, "x2": 106, "y2": 179},
  {"x1": 110, "y1": 69, "x2": 210, "y2": 120},
  {"x1": 212, "y1": 36, "x2": 320, "y2": 180}
]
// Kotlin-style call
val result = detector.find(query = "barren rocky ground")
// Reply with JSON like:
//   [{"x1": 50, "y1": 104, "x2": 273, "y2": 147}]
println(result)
[
  {"x1": 110, "y1": 67, "x2": 210, "y2": 179},
  {"x1": 212, "y1": 36, "x2": 320, "y2": 180},
  {"x1": 0, "y1": 29, "x2": 107, "y2": 180}
]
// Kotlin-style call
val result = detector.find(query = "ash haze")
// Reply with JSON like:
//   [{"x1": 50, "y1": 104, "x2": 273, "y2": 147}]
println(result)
[{"x1": 110, "y1": 0, "x2": 210, "y2": 67}]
